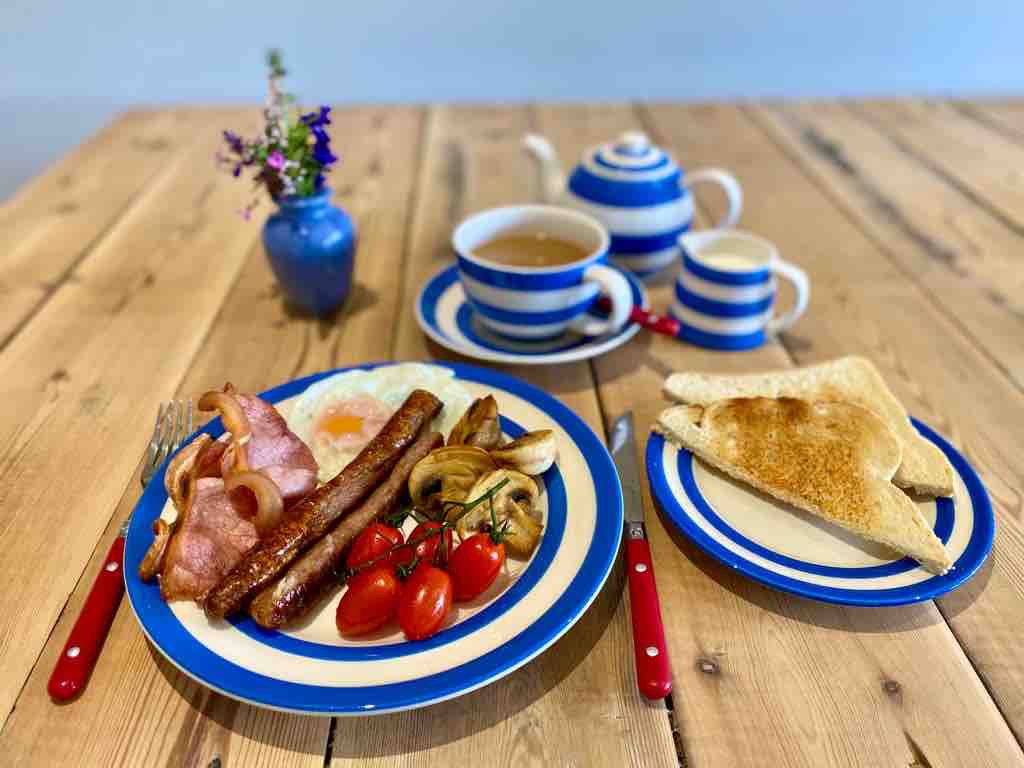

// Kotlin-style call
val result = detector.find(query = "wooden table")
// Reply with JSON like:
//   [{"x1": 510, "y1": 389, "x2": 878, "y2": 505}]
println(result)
[{"x1": 2, "y1": 101, "x2": 1024, "y2": 768}]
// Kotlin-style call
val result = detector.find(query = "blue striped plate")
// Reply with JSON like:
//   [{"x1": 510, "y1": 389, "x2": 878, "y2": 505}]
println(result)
[
  {"x1": 645, "y1": 419, "x2": 994, "y2": 606},
  {"x1": 124, "y1": 362, "x2": 623, "y2": 715},
  {"x1": 415, "y1": 264, "x2": 646, "y2": 365}
]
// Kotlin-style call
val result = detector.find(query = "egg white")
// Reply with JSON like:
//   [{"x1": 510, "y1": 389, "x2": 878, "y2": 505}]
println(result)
[{"x1": 288, "y1": 363, "x2": 473, "y2": 482}]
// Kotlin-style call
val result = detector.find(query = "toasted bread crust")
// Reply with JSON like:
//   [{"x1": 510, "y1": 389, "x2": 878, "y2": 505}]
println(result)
[
  {"x1": 662, "y1": 357, "x2": 954, "y2": 497},
  {"x1": 656, "y1": 397, "x2": 952, "y2": 574}
]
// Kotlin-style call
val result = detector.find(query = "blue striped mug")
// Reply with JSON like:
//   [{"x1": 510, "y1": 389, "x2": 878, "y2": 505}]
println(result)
[
  {"x1": 671, "y1": 230, "x2": 810, "y2": 350},
  {"x1": 453, "y1": 205, "x2": 633, "y2": 341}
]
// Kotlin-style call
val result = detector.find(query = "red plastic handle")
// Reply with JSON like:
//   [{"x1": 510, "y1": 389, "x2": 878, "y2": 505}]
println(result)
[
  {"x1": 596, "y1": 297, "x2": 681, "y2": 338},
  {"x1": 48, "y1": 536, "x2": 125, "y2": 701},
  {"x1": 626, "y1": 535, "x2": 673, "y2": 699},
  {"x1": 629, "y1": 306, "x2": 681, "y2": 337}
]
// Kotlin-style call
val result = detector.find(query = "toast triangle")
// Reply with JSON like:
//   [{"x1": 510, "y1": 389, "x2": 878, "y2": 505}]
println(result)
[
  {"x1": 662, "y1": 357, "x2": 953, "y2": 497},
  {"x1": 655, "y1": 398, "x2": 952, "y2": 575}
]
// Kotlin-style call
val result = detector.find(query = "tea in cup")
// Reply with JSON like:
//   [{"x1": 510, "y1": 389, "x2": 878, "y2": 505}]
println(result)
[{"x1": 453, "y1": 205, "x2": 633, "y2": 340}]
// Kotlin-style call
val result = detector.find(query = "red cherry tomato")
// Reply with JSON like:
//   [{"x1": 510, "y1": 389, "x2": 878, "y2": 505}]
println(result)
[
  {"x1": 346, "y1": 522, "x2": 404, "y2": 570},
  {"x1": 336, "y1": 566, "x2": 400, "y2": 637},
  {"x1": 410, "y1": 521, "x2": 454, "y2": 566},
  {"x1": 449, "y1": 533, "x2": 505, "y2": 601},
  {"x1": 397, "y1": 563, "x2": 453, "y2": 641}
]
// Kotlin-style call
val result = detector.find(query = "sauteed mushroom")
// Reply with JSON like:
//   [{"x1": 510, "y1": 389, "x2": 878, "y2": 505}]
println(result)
[
  {"x1": 408, "y1": 446, "x2": 497, "y2": 513},
  {"x1": 490, "y1": 430, "x2": 557, "y2": 475},
  {"x1": 455, "y1": 469, "x2": 544, "y2": 558},
  {"x1": 447, "y1": 396, "x2": 501, "y2": 450}
]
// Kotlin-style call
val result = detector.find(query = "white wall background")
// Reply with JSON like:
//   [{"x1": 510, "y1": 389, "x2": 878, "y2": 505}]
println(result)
[{"x1": 2, "y1": 0, "x2": 1022, "y2": 199}]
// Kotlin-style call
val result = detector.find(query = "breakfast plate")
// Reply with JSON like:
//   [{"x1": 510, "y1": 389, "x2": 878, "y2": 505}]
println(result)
[
  {"x1": 125, "y1": 362, "x2": 623, "y2": 715},
  {"x1": 415, "y1": 264, "x2": 646, "y2": 365},
  {"x1": 645, "y1": 419, "x2": 994, "y2": 606}
]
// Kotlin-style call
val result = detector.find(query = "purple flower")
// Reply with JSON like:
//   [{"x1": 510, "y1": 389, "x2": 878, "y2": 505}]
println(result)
[
  {"x1": 232, "y1": 163, "x2": 242, "y2": 178},
  {"x1": 301, "y1": 105, "x2": 331, "y2": 128},
  {"x1": 223, "y1": 130, "x2": 245, "y2": 155},
  {"x1": 313, "y1": 140, "x2": 338, "y2": 166},
  {"x1": 267, "y1": 150, "x2": 285, "y2": 170}
]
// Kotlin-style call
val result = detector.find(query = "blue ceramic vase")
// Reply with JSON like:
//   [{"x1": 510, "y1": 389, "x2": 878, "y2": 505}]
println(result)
[{"x1": 262, "y1": 188, "x2": 356, "y2": 315}]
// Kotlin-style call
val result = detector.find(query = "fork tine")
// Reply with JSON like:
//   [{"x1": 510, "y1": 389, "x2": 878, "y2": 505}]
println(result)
[
  {"x1": 144, "y1": 402, "x2": 168, "y2": 471},
  {"x1": 176, "y1": 398, "x2": 192, "y2": 447},
  {"x1": 186, "y1": 398, "x2": 194, "y2": 438},
  {"x1": 174, "y1": 399, "x2": 187, "y2": 449},
  {"x1": 153, "y1": 401, "x2": 178, "y2": 470},
  {"x1": 141, "y1": 401, "x2": 170, "y2": 487}
]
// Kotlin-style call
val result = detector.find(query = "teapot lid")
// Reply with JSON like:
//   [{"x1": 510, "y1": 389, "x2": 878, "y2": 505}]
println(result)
[
  {"x1": 568, "y1": 131, "x2": 682, "y2": 208},
  {"x1": 584, "y1": 131, "x2": 679, "y2": 179}
]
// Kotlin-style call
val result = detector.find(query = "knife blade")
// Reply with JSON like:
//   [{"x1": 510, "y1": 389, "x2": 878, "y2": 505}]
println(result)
[{"x1": 610, "y1": 411, "x2": 673, "y2": 699}]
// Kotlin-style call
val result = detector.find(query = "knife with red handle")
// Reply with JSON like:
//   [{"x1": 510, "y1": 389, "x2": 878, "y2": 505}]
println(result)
[
  {"x1": 47, "y1": 534, "x2": 125, "y2": 701},
  {"x1": 609, "y1": 412, "x2": 673, "y2": 699}
]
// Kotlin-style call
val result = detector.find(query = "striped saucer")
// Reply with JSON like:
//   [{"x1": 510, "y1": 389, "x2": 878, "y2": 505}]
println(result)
[{"x1": 415, "y1": 264, "x2": 647, "y2": 365}]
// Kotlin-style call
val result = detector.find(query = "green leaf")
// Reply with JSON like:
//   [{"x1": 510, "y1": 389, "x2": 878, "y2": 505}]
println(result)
[{"x1": 266, "y1": 49, "x2": 286, "y2": 78}]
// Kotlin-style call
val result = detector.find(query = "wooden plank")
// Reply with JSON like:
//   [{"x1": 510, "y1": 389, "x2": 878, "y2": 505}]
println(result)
[
  {"x1": 0, "y1": 110, "x2": 211, "y2": 348},
  {"x1": 955, "y1": 100, "x2": 1024, "y2": 144},
  {"x1": 330, "y1": 105, "x2": 679, "y2": 768},
  {"x1": 633, "y1": 103, "x2": 1024, "y2": 767},
  {"x1": 0, "y1": 109, "x2": 267, "y2": 728},
  {"x1": 544, "y1": 104, "x2": 797, "y2": 768},
  {"x1": 0, "y1": 106, "x2": 426, "y2": 766},
  {"x1": 855, "y1": 99, "x2": 1024, "y2": 232},
  {"x1": 746, "y1": 102, "x2": 1024, "y2": 389}
]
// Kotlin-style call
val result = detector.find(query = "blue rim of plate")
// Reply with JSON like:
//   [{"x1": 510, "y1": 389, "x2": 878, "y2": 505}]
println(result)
[
  {"x1": 415, "y1": 264, "x2": 646, "y2": 365},
  {"x1": 645, "y1": 418, "x2": 994, "y2": 606},
  {"x1": 124, "y1": 361, "x2": 624, "y2": 715}
]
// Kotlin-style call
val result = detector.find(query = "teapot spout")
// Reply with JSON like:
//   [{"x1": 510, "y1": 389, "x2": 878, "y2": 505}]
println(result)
[{"x1": 522, "y1": 133, "x2": 565, "y2": 204}]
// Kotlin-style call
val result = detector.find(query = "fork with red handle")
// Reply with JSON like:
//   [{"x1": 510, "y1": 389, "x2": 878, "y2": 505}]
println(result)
[{"x1": 47, "y1": 400, "x2": 193, "y2": 701}]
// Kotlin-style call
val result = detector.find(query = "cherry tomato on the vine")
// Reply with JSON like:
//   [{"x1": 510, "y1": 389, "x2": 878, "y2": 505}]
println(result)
[
  {"x1": 336, "y1": 566, "x2": 400, "y2": 637},
  {"x1": 397, "y1": 563, "x2": 453, "y2": 641},
  {"x1": 449, "y1": 532, "x2": 505, "y2": 601},
  {"x1": 409, "y1": 521, "x2": 454, "y2": 566},
  {"x1": 345, "y1": 522, "x2": 404, "y2": 570}
]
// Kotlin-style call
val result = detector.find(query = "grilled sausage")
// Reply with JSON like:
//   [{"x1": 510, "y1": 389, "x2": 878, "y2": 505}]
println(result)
[
  {"x1": 249, "y1": 429, "x2": 443, "y2": 628},
  {"x1": 203, "y1": 389, "x2": 443, "y2": 619}
]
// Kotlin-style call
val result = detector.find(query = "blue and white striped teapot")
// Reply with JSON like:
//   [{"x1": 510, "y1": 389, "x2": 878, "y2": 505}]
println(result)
[{"x1": 523, "y1": 131, "x2": 743, "y2": 279}]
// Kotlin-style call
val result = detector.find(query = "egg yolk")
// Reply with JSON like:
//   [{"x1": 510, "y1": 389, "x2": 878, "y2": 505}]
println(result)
[
  {"x1": 314, "y1": 394, "x2": 393, "y2": 449},
  {"x1": 319, "y1": 412, "x2": 365, "y2": 439}
]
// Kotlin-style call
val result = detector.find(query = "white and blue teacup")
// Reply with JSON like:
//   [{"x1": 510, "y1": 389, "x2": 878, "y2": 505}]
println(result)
[
  {"x1": 671, "y1": 230, "x2": 810, "y2": 350},
  {"x1": 452, "y1": 205, "x2": 633, "y2": 341}
]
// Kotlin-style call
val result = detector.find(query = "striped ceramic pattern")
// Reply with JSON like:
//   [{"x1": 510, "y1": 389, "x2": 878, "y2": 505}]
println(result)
[
  {"x1": 455, "y1": 252, "x2": 605, "y2": 340},
  {"x1": 566, "y1": 136, "x2": 692, "y2": 279},
  {"x1": 416, "y1": 263, "x2": 646, "y2": 365},
  {"x1": 671, "y1": 250, "x2": 777, "y2": 350}
]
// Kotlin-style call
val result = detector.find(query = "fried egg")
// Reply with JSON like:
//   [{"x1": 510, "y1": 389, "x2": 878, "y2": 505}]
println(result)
[{"x1": 288, "y1": 363, "x2": 473, "y2": 482}]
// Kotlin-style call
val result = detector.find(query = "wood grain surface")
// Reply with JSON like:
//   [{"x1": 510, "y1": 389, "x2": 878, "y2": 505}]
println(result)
[
  {"x1": 330, "y1": 104, "x2": 679, "y2": 768},
  {"x1": 1, "y1": 101, "x2": 1022, "y2": 768},
  {"x1": 749, "y1": 103, "x2": 1024, "y2": 388}
]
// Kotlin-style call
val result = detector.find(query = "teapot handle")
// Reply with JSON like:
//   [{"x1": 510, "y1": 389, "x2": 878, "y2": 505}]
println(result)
[{"x1": 682, "y1": 169, "x2": 743, "y2": 230}]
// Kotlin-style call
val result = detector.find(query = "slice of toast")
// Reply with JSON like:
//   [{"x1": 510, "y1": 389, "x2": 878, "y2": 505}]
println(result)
[
  {"x1": 655, "y1": 397, "x2": 952, "y2": 574},
  {"x1": 662, "y1": 356, "x2": 953, "y2": 497}
]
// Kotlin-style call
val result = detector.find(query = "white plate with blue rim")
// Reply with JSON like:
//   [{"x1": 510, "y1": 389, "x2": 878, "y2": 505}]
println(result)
[
  {"x1": 415, "y1": 264, "x2": 647, "y2": 365},
  {"x1": 646, "y1": 420, "x2": 994, "y2": 606},
  {"x1": 124, "y1": 361, "x2": 623, "y2": 715}
]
